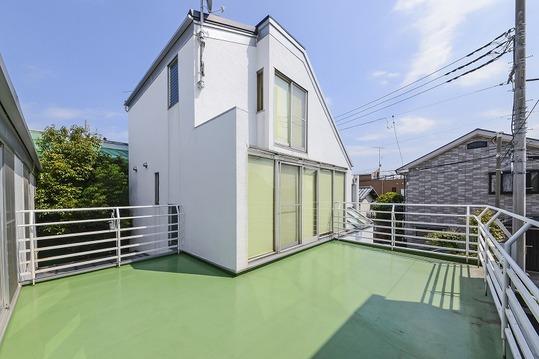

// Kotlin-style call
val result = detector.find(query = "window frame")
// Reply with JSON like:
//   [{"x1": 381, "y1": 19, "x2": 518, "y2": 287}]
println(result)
[
  {"x1": 154, "y1": 172, "x2": 160, "y2": 205},
  {"x1": 273, "y1": 69, "x2": 308, "y2": 152},
  {"x1": 256, "y1": 69, "x2": 264, "y2": 112},
  {"x1": 167, "y1": 57, "x2": 179, "y2": 108},
  {"x1": 488, "y1": 170, "x2": 539, "y2": 194}
]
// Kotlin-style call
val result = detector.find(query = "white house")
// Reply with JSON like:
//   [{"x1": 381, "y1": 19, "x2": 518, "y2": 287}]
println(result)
[{"x1": 125, "y1": 10, "x2": 352, "y2": 273}]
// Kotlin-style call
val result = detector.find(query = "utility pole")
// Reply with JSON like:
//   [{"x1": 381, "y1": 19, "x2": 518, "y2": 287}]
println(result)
[
  {"x1": 512, "y1": 0, "x2": 527, "y2": 267},
  {"x1": 495, "y1": 133, "x2": 502, "y2": 208}
]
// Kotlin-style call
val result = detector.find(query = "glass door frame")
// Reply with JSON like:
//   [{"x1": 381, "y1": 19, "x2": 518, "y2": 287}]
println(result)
[{"x1": 275, "y1": 160, "x2": 302, "y2": 252}]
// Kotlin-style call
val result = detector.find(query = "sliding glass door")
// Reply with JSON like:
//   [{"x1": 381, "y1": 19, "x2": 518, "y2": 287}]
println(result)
[
  {"x1": 334, "y1": 172, "x2": 346, "y2": 232},
  {"x1": 279, "y1": 164, "x2": 300, "y2": 249},
  {"x1": 303, "y1": 168, "x2": 317, "y2": 242},
  {"x1": 248, "y1": 156, "x2": 274, "y2": 258},
  {"x1": 319, "y1": 170, "x2": 333, "y2": 234}
]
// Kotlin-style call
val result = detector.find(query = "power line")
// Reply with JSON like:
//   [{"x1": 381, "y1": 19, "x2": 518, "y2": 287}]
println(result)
[
  {"x1": 337, "y1": 48, "x2": 512, "y2": 128},
  {"x1": 334, "y1": 28, "x2": 514, "y2": 120},
  {"x1": 336, "y1": 38, "x2": 513, "y2": 124},
  {"x1": 338, "y1": 82, "x2": 507, "y2": 132}
]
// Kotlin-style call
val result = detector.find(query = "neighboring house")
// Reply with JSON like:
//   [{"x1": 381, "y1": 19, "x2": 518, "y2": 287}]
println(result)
[
  {"x1": 0, "y1": 55, "x2": 40, "y2": 337},
  {"x1": 125, "y1": 11, "x2": 352, "y2": 273},
  {"x1": 355, "y1": 171, "x2": 404, "y2": 196},
  {"x1": 30, "y1": 130, "x2": 128, "y2": 161},
  {"x1": 352, "y1": 184, "x2": 378, "y2": 214},
  {"x1": 396, "y1": 128, "x2": 539, "y2": 213},
  {"x1": 397, "y1": 128, "x2": 539, "y2": 271}
]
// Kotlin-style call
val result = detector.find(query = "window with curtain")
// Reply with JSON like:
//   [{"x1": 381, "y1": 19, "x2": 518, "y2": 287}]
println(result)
[{"x1": 273, "y1": 71, "x2": 307, "y2": 150}]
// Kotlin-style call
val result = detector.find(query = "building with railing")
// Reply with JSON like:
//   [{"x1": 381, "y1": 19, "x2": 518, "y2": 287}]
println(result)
[
  {"x1": 0, "y1": 11, "x2": 537, "y2": 359},
  {"x1": 124, "y1": 11, "x2": 352, "y2": 274}
]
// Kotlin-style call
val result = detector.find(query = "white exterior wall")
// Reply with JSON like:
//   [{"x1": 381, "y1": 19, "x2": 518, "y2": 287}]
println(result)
[{"x1": 127, "y1": 15, "x2": 351, "y2": 272}]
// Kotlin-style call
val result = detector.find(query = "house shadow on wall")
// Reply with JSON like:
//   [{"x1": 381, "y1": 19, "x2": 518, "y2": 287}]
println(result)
[
  {"x1": 130, "y1": 253, "x2": 232, "y2": 278},
  {"x1": 313, "y1": 262, "x2": 502, "y2": 359}
]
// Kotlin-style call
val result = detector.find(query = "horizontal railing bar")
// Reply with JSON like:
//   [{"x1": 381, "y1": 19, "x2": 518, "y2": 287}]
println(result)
[
  {"x1": 120, "y1": 230, "x2": 179, "y2": 241},
  {"x1": 507, "y1": 288, "x2": 539, "y2": 356},
  {"x1": 508, "y1": 269, "x2": 539, "y2": 321},
  {"x1": 339, "y1": 235, "x2": 472, "y2": 260},
  {"x1": 17, "y1": 216, "x2": 114, "y2": 227},
  {"x1": 120, "y1": 245, "x2": 176, "y2": 259},
  {"x1": 35, "y1": 255, "x2": 118, "y2": 274},
  {"x1": 31, "y1": 238, "x2": 118, "y2": 251},
  {"x1": 363, "y1": 228, "x2": 477, "y2": 247},
  {"x1": 33, "y1": 247, "x2": 117, "y2": 263},
  {"x1": 361, "y1": 223, "x2": 479, "y2": 242},
  {"x1": 505, "y1": 310, "x2": 531, "y2": 359},
  {"x1": 18, "y1": 228, "x2": 116, "y2": 242},
  {"x1": 17, "y1": 204, "x2": 178, "y2": 214},
  {"x1": 121, "y1": 239, "x2": 176, "y2": 249}
]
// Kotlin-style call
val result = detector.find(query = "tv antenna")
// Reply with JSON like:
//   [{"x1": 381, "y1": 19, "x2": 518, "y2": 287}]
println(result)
[{"x1": 197, "y1": 1, "x2": 225, "y2": 89}]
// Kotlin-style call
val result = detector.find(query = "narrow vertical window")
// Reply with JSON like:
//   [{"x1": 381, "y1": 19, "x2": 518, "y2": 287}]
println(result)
[
  {"x1": 168, "y1": 58, "x2": 179, "y2": 108},
  {"x1": 257, "y1": 69, "x2": 264, "y2": 111},
  {"x1": 154, "y1": 172, "x2": 160, "y2": 205}
]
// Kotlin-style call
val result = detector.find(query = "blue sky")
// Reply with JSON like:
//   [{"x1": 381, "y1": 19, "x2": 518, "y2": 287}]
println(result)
[{"x1": 1, "y1": 0, "x2": 538, "y2": 173}]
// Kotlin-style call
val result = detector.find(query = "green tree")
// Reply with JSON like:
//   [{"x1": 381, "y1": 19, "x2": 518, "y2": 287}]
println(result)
[
  {"x1": 34, "y1": 125, "x2": 129, "y2": 264},
  {"x1": 36, "y1": 125, "x2": 128, "y2": 209}
]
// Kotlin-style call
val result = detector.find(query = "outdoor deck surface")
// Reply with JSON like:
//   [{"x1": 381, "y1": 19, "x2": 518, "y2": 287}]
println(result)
[{"x1": 0, "y1": 241, "x2": 501, "y2": 359}]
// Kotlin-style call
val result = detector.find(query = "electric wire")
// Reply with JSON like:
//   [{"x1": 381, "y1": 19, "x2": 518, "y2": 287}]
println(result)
[
  {"x1": 334, "y1": 28, "x2": 514, "y2": 120},
  {"x1": 338, "y1": 82, "x2": 508, "y2": 132},
  {"x1": 337, "y1": 47, "x2": 513, "y2": 128},
  {"x1": 336, "y1": 39, "x2": 512, "y2": 124}
]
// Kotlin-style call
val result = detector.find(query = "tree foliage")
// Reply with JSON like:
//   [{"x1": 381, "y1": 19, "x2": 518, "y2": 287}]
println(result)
[{"x1": 36, "y1": 125, "x2": 128, "y2": 209}]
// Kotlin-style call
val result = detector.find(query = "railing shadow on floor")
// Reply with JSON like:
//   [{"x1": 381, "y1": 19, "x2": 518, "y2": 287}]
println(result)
[
  {"x1": 314, "y1": 263, "x2": 501, "y2": 359},
  {"x1": 130, "y1": 253, "x2": 232, "y2": 278}
]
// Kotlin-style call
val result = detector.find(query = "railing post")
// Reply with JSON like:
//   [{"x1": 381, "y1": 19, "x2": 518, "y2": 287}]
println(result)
[
  {"x1": 176, "y1": 205, "x2": 181, "y2": 255},
  {"x1": 465, "y1": 206, "x2": 470, "y2": 263},
  {"x1": 391, "y1": 204, "x2": 396, "y2": 250},
  {"x1": 115, "y1": 208, "x2": 121, "y2": 267},
  {"x1": 29, "y1": 211, "x2": 37, "y2": 285},
  {"x1": 500, "y1": 257, "x2": 508, "y2": 354}
]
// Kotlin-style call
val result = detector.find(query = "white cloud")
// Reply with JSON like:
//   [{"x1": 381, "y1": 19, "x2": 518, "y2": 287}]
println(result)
[
  {"x1": 371, "y1": 70, "x2": 400, "y2": 85},
  {"x1": 43, "y1": 106, "x2": 123, "y2": 120},
  {"x1": 395, "y1": 0, "x2": 497, "y2": 84},
  {"x1": 397, "y1": 115, "x2": 436, "y2": 134}
]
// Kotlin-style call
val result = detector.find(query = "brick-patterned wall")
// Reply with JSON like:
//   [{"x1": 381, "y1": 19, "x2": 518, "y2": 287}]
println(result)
[{"x1": 404, "y1": 135, "x2": 539, "y2": 217}]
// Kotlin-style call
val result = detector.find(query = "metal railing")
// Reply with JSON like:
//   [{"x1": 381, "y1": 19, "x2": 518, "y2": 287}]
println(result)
[
  {"x1": 475, "y1": 206, "x2": 539, "y2": 358},
  {"x1": 333, "y1": 202, "x2": 480, "y2": 261},
  {"x1": 333, "y1": 201, "x2": 539, "y2": 358},
  {"x1": 16, "y1": 204, "x2": 182, "y2": 284}
]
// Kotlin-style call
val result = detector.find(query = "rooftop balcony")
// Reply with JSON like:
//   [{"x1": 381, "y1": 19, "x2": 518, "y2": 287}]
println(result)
[
  {"x1": 2, "y1": 203, "x2": 538, "y2": 358},
  {"x1": 2, "y1": 241, "x2": 500, "y2": 359}
]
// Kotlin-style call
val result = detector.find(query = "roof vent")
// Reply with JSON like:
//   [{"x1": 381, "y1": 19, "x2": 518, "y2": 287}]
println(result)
[{"x1": 466, "y1": 140, "x2": 488, "y2": 150}]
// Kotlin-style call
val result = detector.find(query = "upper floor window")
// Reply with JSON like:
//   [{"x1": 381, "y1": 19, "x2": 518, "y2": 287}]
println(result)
[
  {"x1": 274, "y1": 71, "x2": 307, "y2": 151},
  {"x1": 168, "y1": 58, "x2": 179, "y2": 108}
]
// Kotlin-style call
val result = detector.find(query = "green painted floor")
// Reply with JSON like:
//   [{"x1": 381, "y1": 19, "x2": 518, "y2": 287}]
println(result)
[{"x1": 0, "y1": 241, "x2": 502, "y2": 359}]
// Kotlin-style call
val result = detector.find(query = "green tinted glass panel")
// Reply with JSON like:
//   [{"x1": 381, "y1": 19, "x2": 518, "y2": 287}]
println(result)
[
  {"x1": 274, "y1": 75, "x2": 290, "y2": 145},
  {"x1": 303, "y1": 169, "x2": 317, "y2": 242},
  {"x1": 279, "y1": 164, "x2": 299, "y2": 249},
  {"x1": 319, "y1": 170, "x2": 332, "y2": 234},
  {"x1": 334, "y1": 172, "x2": 346, "y2": 231},
  {"x1": 248, "y1": 156, "x2": 274, "y2": 258},
  {"x1": 291, "y1": 84, "x2": 306, "y2": 149}
]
